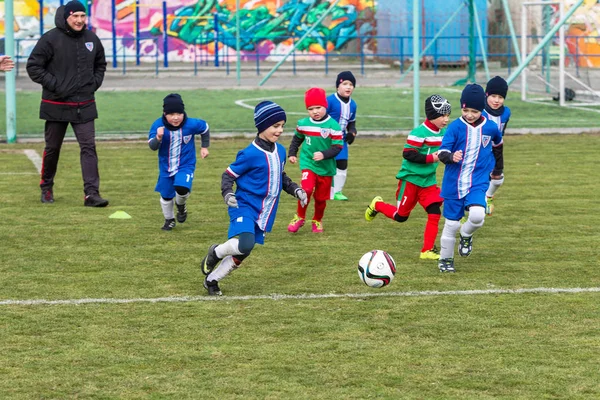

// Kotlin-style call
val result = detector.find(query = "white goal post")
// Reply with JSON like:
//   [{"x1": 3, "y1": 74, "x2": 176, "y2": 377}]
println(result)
[{"x1": 520, "y1": 0, "x2": 600, "y2": 107}]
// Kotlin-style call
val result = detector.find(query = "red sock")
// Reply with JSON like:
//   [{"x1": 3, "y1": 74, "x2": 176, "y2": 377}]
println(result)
[
  {"x1": 313, "y1": 200, "x2": 326, "y2": 221},
  {"x1": 376, "y1": 201, "x2": 398, "y2": 220},
  {"x1": 296, "y1": 201, "x2": 308, "y2": 219},
  {"x1": 422, "y1": 213, "x2": 441, "y2": 252}
]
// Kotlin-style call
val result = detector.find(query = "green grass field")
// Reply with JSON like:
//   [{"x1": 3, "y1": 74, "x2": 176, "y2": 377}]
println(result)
[
  {"x1": 3, "y1": 87, "x2": 600, "y2": 137},
  {"x1": 1, "y1": 133, "x2": 599, "y2": 398}
]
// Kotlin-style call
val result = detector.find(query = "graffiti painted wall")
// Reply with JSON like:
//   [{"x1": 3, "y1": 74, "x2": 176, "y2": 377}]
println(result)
[{"x1": 1, "y1": 0, "x2": 376, "y2": 63}]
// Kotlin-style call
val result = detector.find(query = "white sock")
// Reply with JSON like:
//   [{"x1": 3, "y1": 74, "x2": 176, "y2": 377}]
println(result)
[
  {"x1": 333, "y1": 168, "x2": 347, "y2": 193},
  {"x1": 460, "y1": 206, "x2": 485, "y2": 236},
  {"x1": 160, "y1": 198, "x2": 174, "y2": 220},
  {"x1": 486, "y1": 176, "x2": 504, "y2": 198},
  {"x1": 175, "y1": 192, "x2": 189, "y2": 206},
  {"x1": 440, "y1": 219, "x2": 460, "y2": 260},
  {"x1": 215, "y1": 238, "x2": 243, "y2": 259},
  {"x1": 207, "y1": 255, "x2": 239, "y2": 282}
]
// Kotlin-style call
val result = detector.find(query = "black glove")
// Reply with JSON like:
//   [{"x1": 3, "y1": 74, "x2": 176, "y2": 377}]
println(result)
[{"x1": 346, "y1": 133, "x2": 356, "y2": 145}]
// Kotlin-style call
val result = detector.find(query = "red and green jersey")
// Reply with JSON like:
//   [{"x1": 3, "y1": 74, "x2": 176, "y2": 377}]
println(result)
[
  {"x1": 295, "y1": 116, "x2": 344, "y2": 176},
  {"x1": 396, "y1": 123, "x2": 445, "y2": 187}
]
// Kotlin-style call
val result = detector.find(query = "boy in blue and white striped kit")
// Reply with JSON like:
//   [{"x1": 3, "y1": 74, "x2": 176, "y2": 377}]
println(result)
[
  {"x1": 483, "y1": 76, "x2": 511, "y2": 215},
  {"x1": 148, "y1": 93, "x2": 210, "y2": 230},
  {"x1": 327, "y1": 71, "x2": 358, "y2": 201},
  {"x1": 199, "y1": 101, "x2": 307, "y2": 296},
  {"x1": 437, "y1": 84, "x2": 503, "y2": 273}
]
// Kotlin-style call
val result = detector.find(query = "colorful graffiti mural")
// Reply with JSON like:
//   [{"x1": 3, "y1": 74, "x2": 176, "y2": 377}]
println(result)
[
  {"x1": 564, "y1": 0, "x2": 600, "y2": 67},
  {"x1": 1, "y1": 0, "x2": 376, "y2": 62}
]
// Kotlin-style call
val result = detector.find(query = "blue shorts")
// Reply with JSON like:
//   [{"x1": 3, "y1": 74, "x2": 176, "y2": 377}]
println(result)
[
  {"x1": 228, "y1": 214, "x2": 266, "y2": 245},
  {"x1": 335, "y1": 140, "x2": 349, "y2": 161},
  {"x1": 155, "y1": 169, "x2": 194, "y2": 199},
  {"x1": 442, "y1": 189, "x2": 486, "y2": 221}
]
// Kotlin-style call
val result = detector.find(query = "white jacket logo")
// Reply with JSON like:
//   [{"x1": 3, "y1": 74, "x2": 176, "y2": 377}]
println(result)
[
  {"x1": 482, "y1": 135, "x2": 491, "y2": 147},
  {"x1": 85, "y1": 42, "x2": 94, "y2": 52}
]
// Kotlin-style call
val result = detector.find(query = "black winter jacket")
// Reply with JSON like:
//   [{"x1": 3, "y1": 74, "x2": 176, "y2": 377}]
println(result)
[{"x1": 26, "y1": 6, "x2": 106, "y2": 123}]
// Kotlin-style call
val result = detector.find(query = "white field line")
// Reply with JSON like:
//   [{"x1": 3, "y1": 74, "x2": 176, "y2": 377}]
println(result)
[
  {"x1": 1, "y1": 287, "x2": 599, "y2": 307},
  {"x1": 23, "y1": 149, "x2": 42, "y2": 174},
  {"x1": 0, "y1": 172, "x2": 38, "y2": 175}
]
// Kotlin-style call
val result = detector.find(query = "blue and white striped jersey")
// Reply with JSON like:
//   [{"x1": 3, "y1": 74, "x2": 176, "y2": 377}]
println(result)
[
  {"x1": 439, "y1": 116, "x2": 503, "y2": 199},
  {"x1": 226, "y1": 141, "x2": 287, "y2": 232},
  {"x1": 148, "y1": 117, "x2": 209, "y2": 177}
]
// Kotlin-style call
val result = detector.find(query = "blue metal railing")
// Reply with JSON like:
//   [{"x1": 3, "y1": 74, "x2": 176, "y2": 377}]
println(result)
[{"x1": 10, "y1": 34, "x2": 600, "y2": 78}]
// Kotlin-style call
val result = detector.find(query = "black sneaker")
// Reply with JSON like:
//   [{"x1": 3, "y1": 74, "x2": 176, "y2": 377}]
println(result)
[
  {"x1": 458, "y1": 234, "x2": 473, "y2": 257},
  {"x1": 204, "y1": 277, "x2": 222, "y2": 296},
  {"x1": 176, "y1": 203, "x2": 187, "y2": 223},
  {"x1": 84, "y1": 194, "x2": 109, "y2": 207},
  {"x1": 438, "y1": 258, "x2": 455, "y2": 273},
  {"x1": 41, "y1": 189, "x2": 54, "y2": 204},
  {"x1": 162, "y1": 218, "x2": 176, "y2": 231},
  {"x1": 201, "y1": 244, "x2": 221, "y2": 276}
]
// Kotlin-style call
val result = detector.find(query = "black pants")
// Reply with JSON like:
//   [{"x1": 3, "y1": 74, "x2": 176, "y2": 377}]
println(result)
[{"x1": 40, "y1": 120, "x2": 100, "y2": 196}]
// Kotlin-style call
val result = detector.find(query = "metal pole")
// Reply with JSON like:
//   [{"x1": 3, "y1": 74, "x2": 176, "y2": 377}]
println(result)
[
  {"x1": 135, "y1": 0, "x2": 140, "y2": 65},
  {"x1": 520, "y1": 2, "x2": 527, "y2": 101},
  {"x1": 501, "y1": 0, "x2": 521, "y2": 64},
  {"x1": 162, "y1": 1, "x2": 168, "y2": 67},
  {"x1": 236, "y1": 0, "x2": 241, "y2": 85},
  {"x1": 509, "y1": 0, "x2": 583, "y2": 86},
  {"x1": 398, "y1": 2, "x2": 465, "y2": 84},
  {"x1": 473, "y1": 1, "x2": 490, "y2": 82},
  {"x1": 214, "y1": 13, "x2": 219, "y2": 67},
  {"x1": 111, "y1": 0, "x2": 117, "y2": 68},
  {"x1": 413, "y1": 0, "x2": 420, "y2": 128},
  {"x1": 559, "y1": 0, "x2": 565, "y2": 106},
  {"x1": 5, "y1": 0, "x2": 17, "y2": 143},
  {"x1": 39, "y1": 0, "x2": 44, "y2": 37},
  {"x1": 258, "y1": 0, "x2": 342, "y2": 86}
]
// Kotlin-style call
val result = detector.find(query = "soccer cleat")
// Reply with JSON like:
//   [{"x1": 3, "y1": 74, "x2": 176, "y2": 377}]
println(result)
[
  {"x1": 458, "y1": 234, "x2": 473, "y2": 257},
  {"x1": 161, "y1": 218, "x2": 176, "y2": 231},
  {"x1": 84, "y1": 194, "x2": 109, "y2": 207},
  {"x1": 41, "y1": 189, "x2": 54, "y2": 204},
  {"x1": 204, "y1": 277, "x2": 222, "y2": 296},
  {"x1": 333, "y1": 192, "x2": 348, "y2": 201},
  {"x1": 438, "y1": 258, "x2": 455, "y2": 273},
  {"x1": 201, "y1": 244, "x2": 221, "y2": 276},
  {"x1": 365, "y1": 196, "x2": 383, "y2": 221},
  {"x1": 420, "y1": 245, "x2": 440, "y2": 260},
  {"x1": 485, "y1": 196, "x2": 494, "y2": 216},
  {"x1": 176, "y1": 203, "x2": 187, "y2": 223},
  {"x1": 288, "y1": 215, "x2": 305, "y2": 233},
  {"x1": 311, "y1": 220, "x2": 324, "y2": 233}
]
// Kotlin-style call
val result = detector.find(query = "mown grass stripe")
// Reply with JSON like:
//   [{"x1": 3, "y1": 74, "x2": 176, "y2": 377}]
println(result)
[{"x1": 2, "y1": 286, "x2": 599, "y2": 307}]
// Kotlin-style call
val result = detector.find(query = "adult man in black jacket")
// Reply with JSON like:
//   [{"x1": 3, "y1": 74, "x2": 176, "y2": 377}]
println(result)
[{"x1": 27, "y1": 1, "x2": 108, "y2": 207}]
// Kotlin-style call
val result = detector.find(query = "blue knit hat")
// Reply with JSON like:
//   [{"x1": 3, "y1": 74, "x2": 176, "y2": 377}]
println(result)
[
  {"x1": 485, "y1": 76, "x2": 508, "y2": 99},
  {"x1": 460, "y1": 84, "x2": 486, "y2": 112},
  {"x1": 254, "y1": 101, "x2": 287, "y2": 133}
]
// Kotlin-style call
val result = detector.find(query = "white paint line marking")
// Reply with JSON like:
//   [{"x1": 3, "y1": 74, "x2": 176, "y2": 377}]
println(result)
[
  {"x1": 0, "y1": 172, "x2": 38, "y2": 175},
  {"x1": 23, "y1": 149, "x2": 42, "y2": 174},
  {"x1": 1, "y1": 287, "x2": 599, "y2": 307}
]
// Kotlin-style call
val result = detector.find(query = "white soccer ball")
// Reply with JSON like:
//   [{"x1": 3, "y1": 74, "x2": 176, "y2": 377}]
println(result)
[{"x1": 357, "y1": 250, "x2": 397, "y2": 288}]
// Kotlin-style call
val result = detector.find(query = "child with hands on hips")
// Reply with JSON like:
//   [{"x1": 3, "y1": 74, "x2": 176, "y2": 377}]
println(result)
[{"x1": 199, "y1": 101, "x2": 307, "y2": 296}]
